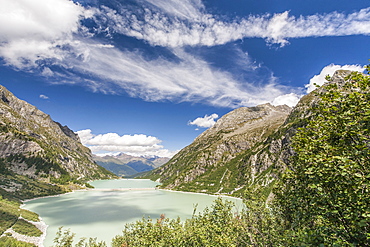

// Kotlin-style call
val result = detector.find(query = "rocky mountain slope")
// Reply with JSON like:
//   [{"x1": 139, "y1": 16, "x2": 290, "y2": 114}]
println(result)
[
  {"x1": 144, "y1": 103, "x2": 292, "y2": 196},
  {"x1": 93, "y1": 153, "x2": 169, "y2": 177},
  {"x1": 0, "y1": 85, "x2": 115, "y2": 200},
  {"x1": 144, "y1": 70, "x2": 354, "y2": 197}
]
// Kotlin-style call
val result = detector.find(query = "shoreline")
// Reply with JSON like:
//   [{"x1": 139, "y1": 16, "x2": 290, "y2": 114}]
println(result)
[
  {"x1": 1, "y1": 216, "x2": 48, "y2": 247},
  {"x1": 20, "y1": 180, "x2": 244, "y2": 246},
  {"x1": 159, "y1": 188, "x2": 243, "y2": 201}
]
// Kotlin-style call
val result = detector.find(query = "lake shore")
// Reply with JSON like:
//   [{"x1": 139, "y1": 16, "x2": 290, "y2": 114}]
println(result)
[
  {"x1": 1, "y1": 216, "x2": 48, "y2": 247},
  {"x1": 21, "y1": 179, "x2": 244, "y2": 246}
]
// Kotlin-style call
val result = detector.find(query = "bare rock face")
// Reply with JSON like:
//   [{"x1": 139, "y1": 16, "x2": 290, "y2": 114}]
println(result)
[{"x1": 0, "y1": 85, "x2": 114, "y2": 197}]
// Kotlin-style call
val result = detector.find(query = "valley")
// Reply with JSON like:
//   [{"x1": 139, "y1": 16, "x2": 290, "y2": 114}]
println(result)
[{"x1": 0, "y1": 69, "x2": 369, "y2": 246}]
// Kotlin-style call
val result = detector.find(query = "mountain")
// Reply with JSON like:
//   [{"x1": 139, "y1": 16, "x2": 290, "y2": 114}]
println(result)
[
  {"x1": 143, "y1": 103, "x2": 292, "y2": 196},
  {"x1": 94, "y1": 153, "x2": 170, "y2": 177},
  {"x1": 0, "y1": 85, "x2": 115, "y2": 200},
  {"x1": 144, "y1": 70, "x2": 354, "y2": 197}
]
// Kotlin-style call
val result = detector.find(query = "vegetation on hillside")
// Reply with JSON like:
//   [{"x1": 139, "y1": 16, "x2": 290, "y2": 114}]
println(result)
[
  {"x1": 51, "y1": 68, "x2": 370, "y2": 246},
  {"x1": 0, "y1": 196, "x2": 41, "y2": 247},
  {"x1": 274, "y1": 68, "x2": 370, "y2": 245}
]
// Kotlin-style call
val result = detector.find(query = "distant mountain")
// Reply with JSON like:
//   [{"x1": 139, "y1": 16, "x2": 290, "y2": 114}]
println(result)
[
  {"x1": 93, "y1": 153, "x2": 170, "y2": 177},
  {"x1": 143, "y1": 70, "x2": 354, "y2": 198},
  {"x1": 0, "y1": 85, "x2": 116, "y2": 200}
]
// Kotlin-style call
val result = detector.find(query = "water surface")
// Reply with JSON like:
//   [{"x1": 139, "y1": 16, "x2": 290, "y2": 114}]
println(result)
[{"x1": 24, "y1": 179, "x2": 243, "y2": 246}]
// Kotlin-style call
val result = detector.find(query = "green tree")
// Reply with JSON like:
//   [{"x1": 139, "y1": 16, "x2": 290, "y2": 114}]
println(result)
[
  {"x1": 112, "y1": 198, "x2": 246, "y2": 247},
  {"x1": 52, "y1": 227, "x2": 106, "y2": 247},
  {"x1": 275, "y1": 69, "x2": 370, "y2": 246}
]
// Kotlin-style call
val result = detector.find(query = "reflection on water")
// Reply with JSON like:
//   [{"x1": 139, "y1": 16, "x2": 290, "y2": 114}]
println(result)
[{"x1": 24, "y1": 179, "x2": 243, "y2": 246}]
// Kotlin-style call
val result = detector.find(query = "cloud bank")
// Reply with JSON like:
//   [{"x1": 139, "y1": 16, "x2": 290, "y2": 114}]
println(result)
[
  {"x1": 76, "y1": 129, "x2": 177, "y2": 157},
  {"x1": 189, "y1": 114, "x2": 219, "y2": 128}
]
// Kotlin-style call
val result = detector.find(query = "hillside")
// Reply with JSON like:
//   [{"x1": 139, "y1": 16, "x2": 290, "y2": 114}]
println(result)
[
  {"x1": 143, "y1": 103, "x2": 292, "y2": 196},
  {"x1": 0, "y1": 85, "x2": 115, "y2": 201},
  {"x1": 144, "y1": 70, "x2": 355, "y2": 197}
]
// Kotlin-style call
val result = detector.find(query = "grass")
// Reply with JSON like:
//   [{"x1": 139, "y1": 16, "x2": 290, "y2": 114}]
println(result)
[
  {"x1": 0, "y1": 236, "x2": 36, "y2": 247},
  {"x1": 20, "y1": 209, "x2": 40, "y2": 222},
  {"x1": 0, "y1": 196, "x2": 42, "y2": 241},
  {"x1": 0, "y1": 198, "x2": 20, "y2": 235},
  {"x1": 12, "y1": 219, "x2": 42, "y2": 237}
]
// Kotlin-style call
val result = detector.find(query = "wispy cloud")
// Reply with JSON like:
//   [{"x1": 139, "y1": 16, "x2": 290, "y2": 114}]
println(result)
[
  {"x1": 189, "y1": 113, "x2": 219, "y2": 128},
  {"x1": 142, "y1": 0, "x2": 204, "y2": 20},
  {"x1": 97, "y1": 4, "x2": 370, "y2": 47},
  {"x1": 1, "y1": 0, "x2": 369, "y2": 108},
  {"x1": 62, "y1": 43, "x2": 285, "y2": 107},
  {"x1": 76, "y1": 129, "x2": 177, "y2": 157}
]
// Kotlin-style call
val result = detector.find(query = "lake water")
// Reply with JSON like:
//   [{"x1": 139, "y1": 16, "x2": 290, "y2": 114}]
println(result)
[{"x1": 24, "y1": 179, "x2": 244, "y2": 246}]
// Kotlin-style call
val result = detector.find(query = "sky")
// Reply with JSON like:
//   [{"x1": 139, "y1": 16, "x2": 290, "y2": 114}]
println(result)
[{"x1": 0, "y1": 0, "x2": 369, "y2": 158}]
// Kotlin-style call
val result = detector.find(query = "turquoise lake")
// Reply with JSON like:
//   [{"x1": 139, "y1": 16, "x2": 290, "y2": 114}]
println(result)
[{"x1": 23, "y1": 179, "x2": 244, "y2": 246}]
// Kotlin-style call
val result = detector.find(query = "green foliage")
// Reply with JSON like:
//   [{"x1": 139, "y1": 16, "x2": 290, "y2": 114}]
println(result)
[
  {"x1": 0, "y1": 170, "x2": 66, "y2": 200},
  {"x1": 52, "y1": 227, "x2": 107, "y2": 247},
  {"x1": 0, "y1": 236, "x2": 36, "y2": 247},
  {"x1": 5, "y1": 154, "x2": 68, "y2": 177},
  {"x1": 12, "y1": 218, "x2": 42, "y2": 237},
  {"x1": 275, "y1": 70, "x2": 370, "y2": 246},
  {"x1": 242, "y1": 188, "x2": 286, "y2": 247},
  {"x1": 112, "y1": 198, "x2": 245, "y2": 247},
  {"x1": 0, "y1": 197, "x2": 20, "y2": 235},
  {"x1": 52, "y1": 199, "x2": 266, "y2": 247},
  {"x1": 20, "y1": 208, "x2": 40, "y2": 222}
]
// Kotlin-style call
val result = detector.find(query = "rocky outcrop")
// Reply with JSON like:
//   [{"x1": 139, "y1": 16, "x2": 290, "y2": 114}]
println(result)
[{"x1": 0, "y1": 85, "x2": 115, "y2": 199}]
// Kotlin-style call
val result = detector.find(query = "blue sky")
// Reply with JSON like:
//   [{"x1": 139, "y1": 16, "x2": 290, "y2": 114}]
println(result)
[{"x1": 0, "y1": 0, "x2": 369, "y2": 157}]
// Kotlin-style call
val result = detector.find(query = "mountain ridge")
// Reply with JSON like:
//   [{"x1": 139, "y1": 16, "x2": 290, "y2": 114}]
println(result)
[
  {"x1": 143, "y1": 103, "x2": 292, "y2": 195},
  {"x1": 0, "y1": 85, "x2": 115, "y2": 200}
]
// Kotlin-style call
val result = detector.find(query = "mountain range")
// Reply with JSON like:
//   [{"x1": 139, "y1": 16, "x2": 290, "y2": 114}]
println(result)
[{"x1": 93, "y1": 153, "x2": 170, "y2": 177}]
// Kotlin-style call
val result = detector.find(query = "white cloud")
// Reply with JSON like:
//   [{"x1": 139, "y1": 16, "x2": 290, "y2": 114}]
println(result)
[
  {"x1": 64, "y1": 44, "x2": 285, "y2": 107},
  {"x1": 76, "y1": 129, "x2": 177, "y2": 158},
  {"x1": 142, "y1": 0, "x2": 204, "y2": 20},
  {"x1": 39, "y1": 94, "x2": 49, "y2": 99},
  {"x1": 0, "y1": 0, "x2": 88, "y2": 69},
  {"x1": 306, "y1": 64, "x2": 365, "y2": 93},
  {"x1": 76, "y1": 129, "x2": 95, "y2": 144},
  {"x1": 189, "y1": 113, "x2": 219, "y2": 128},
  {"x1": 98, "y1": 5, "x2": 370, "y2": 47},
  {"x1": 271, "y1": 93, "x2": 301, "y2": 107},
  {"x1": 1, "y1": 0, "x2": 370, "y2": 109},
  {"x1": 0, "y1": 0, "x2": 288, "y2": 107}
]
